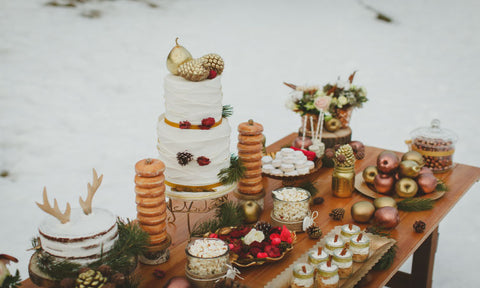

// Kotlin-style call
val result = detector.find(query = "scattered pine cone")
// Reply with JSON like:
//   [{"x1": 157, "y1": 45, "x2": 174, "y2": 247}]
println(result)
[
  {"x1": 355, "y1": 150, "x2": 365, "y2": 160},
  {"x1": 413, "y1": 220, "x2": 426, "y2": 233},
  {"x1": 329, "y1": 208, "x2": 345, "y2": 221},
  {"x1": 75, "y1": 269, "x2": 107, "y2": 288},
  {"x1": 178, "y1": 58, "x2": 209, "y2": 82},
  {"x1": 201, "y1": 53, "x2": 224, "y2": 75},
  {"x1": 325, "y1": 148, "x2": 335, "y2": 159},
  {"x1": 306, "y1": 225, "x2": 322, "y2": 239},
  {"x1": 313, "y1": 197, "x2": 324, "y2": 205}
]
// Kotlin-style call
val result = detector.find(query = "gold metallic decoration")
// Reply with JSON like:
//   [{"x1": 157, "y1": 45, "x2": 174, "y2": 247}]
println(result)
[
  {"x1": 332, "y1": 165, "x2": 355, "y2": 198},
  {"x1": 164, "y1": 117, "x2": 223, "y2": 129},
  {"x1": 373, "y1": 196, "x2": 397, "y2": 209},
  {"x1": 241, "y1": 200, "x2": 262, "y2": 224},
  {"x1": 166, "y1": 37, "x2": 193, "y2": 75},
  {"x1": 351, "y1": 201, "x2": 375, "y2": 223},
  {"x1": 165, "y1": 180, "x2": 222, "y2": 192},
  {"x1": 177, "y1": 58, "x2": 209, "y2": 81},
  {"x1": 200, "y1": 53, "x2": 224, "y2": 74}
]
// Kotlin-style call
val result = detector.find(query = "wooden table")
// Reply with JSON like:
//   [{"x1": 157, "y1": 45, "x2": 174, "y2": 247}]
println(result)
[{"x1": 22, "y1": 133, "x2": 480, "y2": 288}]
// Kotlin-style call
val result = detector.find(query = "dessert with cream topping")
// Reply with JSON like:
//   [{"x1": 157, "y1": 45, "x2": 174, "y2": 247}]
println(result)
[
  {"x1": 317, "y1": 261, "x2": 339, "y2": 288},
  {"x1": 340, "y1": 223, "x2": 361, "y2": 242},
  {"x1": 291, "y1": 263, "x2": 314, "y2": 288},
  {"x1": 350, "y1": 233, "x2": 370, "y2": 262},
  {"x1": 308, "y1": 247, "x2": 329, "y2": 268},
  {"x1": 332, "y1": 248, "x2": 353, "y2": 279},
  {"x1": 324, "y1": 234, "x2": 345, "y2": 255}
]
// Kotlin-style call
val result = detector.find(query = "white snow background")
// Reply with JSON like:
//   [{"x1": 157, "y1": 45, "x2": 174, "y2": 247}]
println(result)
[{"x1": 1, "y1": 0, "x2": 479, "y2": 286}]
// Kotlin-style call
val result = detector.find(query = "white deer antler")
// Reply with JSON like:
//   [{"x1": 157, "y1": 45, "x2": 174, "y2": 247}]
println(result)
[
  {"x1": 36, "y1": 187, "x2": 71, "y2": 224},
  {"x1": 79, "y1": 168, "x2": 103, "y2": 215}
]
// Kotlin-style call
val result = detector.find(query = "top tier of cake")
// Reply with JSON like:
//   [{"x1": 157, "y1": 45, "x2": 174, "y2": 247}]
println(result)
[{"x1": 164, "y1": 74, "x2": 223, "y2": 125}]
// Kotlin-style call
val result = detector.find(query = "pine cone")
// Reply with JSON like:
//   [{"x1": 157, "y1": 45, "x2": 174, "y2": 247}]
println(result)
[
  {"x1": 355, "y1": 150, "x2": 365, "y2": 160},
  {"x1": 306, "y1": 225, "x2": 322, "y2": 239},
  {"x1": 335, "y1": 144, "x2": 355, "y2": 167},
  {"x1": 178, "y1": 59, "x2": 209, "y2": 82},
  {"x1": 413, "y1": 220, "x2": 426, "y2": 233},
  {"x1": 201, "y1": 53, "x2": 224, "y2": 75},
  {"x1": 325, "y1": 148, "x2": 335, "y2": 159},
  {"x1": 313, "y1": 197, "x2": 324, "y2": 205},
  {"x1": 329, "y1": 208, "x2": 345, "y2": 221},
  {"x1": 177, "y1": 151, "x2": 194, "y2": 166},
  {"x1": 75, "y1": 269, "x2": 107, "y2": 288},
  {"x1": 254, "y1": 221, "x2": 272, "y2": 235}
]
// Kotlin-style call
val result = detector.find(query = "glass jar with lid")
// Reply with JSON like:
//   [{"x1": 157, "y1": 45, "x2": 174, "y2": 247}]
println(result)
[{"x1": 408, "y1": 119, "x2": 458, "y2": 173}]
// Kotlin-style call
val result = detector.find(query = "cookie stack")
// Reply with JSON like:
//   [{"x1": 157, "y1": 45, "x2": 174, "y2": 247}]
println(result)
[
  {"x1": 237, "y1": 119, "x2": 264, "y2": 195},
  {"x1": 134, "y1": 158, "x2": 169, "y2": 252}
]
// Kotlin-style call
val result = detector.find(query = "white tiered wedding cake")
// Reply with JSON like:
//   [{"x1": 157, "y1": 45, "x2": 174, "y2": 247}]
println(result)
[{"x1": 157, "y1": 41, "x2": 236, "y2": 198}]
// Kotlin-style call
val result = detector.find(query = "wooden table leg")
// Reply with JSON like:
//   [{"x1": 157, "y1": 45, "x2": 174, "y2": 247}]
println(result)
[
  {"x1": 411, "y1": 226, "x2": 439, "y2": 288},
  {"x1": 387, "y1": 226, "x2": 439, "y2": 288}
]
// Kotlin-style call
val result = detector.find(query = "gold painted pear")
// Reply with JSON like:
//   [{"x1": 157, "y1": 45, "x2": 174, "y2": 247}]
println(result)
[
  {"x1": 166, "y1": 38, "x2": 193, "y2": 75},
  {"x1": 399, "y1": 160, "x2": 421, "y2": 178}
]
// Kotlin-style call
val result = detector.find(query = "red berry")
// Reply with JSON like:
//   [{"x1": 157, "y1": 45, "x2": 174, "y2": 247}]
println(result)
[{"x1": 207, "y1": 70, "x2": 217, "y2": 79}]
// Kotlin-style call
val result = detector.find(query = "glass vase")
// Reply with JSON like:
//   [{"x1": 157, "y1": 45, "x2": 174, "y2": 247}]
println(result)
[{"x1": 332, "y1": 165, "x2": 355, "y2": 198}]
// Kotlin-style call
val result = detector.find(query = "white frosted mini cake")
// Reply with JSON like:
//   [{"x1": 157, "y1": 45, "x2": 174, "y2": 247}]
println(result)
[{"x1": 38, "y1": 208, "x2": 118, "y2": 265}]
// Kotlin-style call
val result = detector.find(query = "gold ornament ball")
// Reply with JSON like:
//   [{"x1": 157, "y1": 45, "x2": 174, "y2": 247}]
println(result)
[
  {"x1": 241, "y1": 200, "x2": 262, "y2": 224},
  {"x1": 166, "y1": 38, "x2": 193, "y2": 75},
  {"x1": 373, "y1": 196, "x2": 397, "y2": 209},
  {"x1": 351, "y1": 201, "x2": 375, "y2": 223}
]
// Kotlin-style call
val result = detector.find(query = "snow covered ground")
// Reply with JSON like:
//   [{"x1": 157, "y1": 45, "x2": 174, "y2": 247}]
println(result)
[{"x1": 1, "y1": 0, "x2": 479, "y2": 286}]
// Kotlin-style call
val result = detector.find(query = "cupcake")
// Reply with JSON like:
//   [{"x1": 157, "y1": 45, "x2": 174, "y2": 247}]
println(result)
[
  {"x1": 350, "y1": 233, "x2": 370, "y2": 262},
  {"x1": 332, "y1": 248, "x2": 353, "y2": 279},
  {"x1": 340, "y1": 224, "x2": 361, "y2": 242},
  {"x1": 291, "y1": 263, "x2": 314, "y2": 288},
  {"x1": 317, "y1": 261, "x2": 339, "y2": 288},
  {"x1": 324, "y1": 234, "x2": 344, "y2": 255}
]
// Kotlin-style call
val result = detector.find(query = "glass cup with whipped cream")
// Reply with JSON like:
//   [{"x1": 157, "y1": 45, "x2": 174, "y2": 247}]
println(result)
[
  {"x1": 324, "y1": 234, "x2": 345, "y2": 255},
  {"x1": 340, "y1": 223, "x2": 361, "y2": 242},
  {"x1": 350, "y1": 233, "x2": 370, "y2": 262},
  {"x1": 291, "y1": 263, "x2": 315, "y2": 288},
  {"x1": 332, "y1": 248, "x2": 353, "y2": 279},
  {"x1": 317, "y1": 261, "x2": 339, "y2": 288}
]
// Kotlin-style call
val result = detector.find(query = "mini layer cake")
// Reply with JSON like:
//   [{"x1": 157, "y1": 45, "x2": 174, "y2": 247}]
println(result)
[{"x1": 38, "y1": 208, "x2": 118, "y2": 265}]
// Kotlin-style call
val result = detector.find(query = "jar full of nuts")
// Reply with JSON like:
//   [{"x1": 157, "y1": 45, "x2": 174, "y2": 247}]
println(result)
[{"x1": 407, "y1": 119, "x2": 458, "y2": 173}]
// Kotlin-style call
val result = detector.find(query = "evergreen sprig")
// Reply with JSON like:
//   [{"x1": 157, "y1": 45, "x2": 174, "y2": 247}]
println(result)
[
  {"x1": 90, "y1": 218, "x2": 149, "y2": 273},
  {"x1": 222, "y1": 105, "x2": 233, "y2": 118},
  {"x1": 365, "y1": 225, "x2": 391, "y2": 238},
  {"x1": 299, "y1": 181, "x2": 318, "y2": 196},
  {"x1": 191, "y1": 201, "x2": 244, "y2": 237},
  {"x1": 373, "y1": 244, "x2": 397, "y2": 270},
  {"x1": 435, "y1": 179, "x2": 448, "y2": 192},
  {"x1": 37, "y1": 253, "x2": 81, "y2": 280},
  {"x1": 397, "y1": 198, "x2": 434, "y2": 212},
  {"x1": 218, "y1": 154, "x2": 246, "y2": 185},
  {"x1": 1, "y1": 270, "x2": 22, "y2": 288}
]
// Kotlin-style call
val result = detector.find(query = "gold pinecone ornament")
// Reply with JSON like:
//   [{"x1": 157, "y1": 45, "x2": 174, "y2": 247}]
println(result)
[
  {"x1": 335, "y1": 144, "x2": 355, "y2": 167},
  {"x1": 75, "y1": 269, "x2": 108, "y2": 288},
  {"x1": 200, "y1": 53, "x2": 224, "y2": 74},
  {"x1": 177, "y1": 59, "x2": 209, "y2": 82}
]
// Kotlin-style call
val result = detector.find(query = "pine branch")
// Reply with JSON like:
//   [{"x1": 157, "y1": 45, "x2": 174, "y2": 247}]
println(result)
[
  {"x1": 365, "y1": 225, "x2": 391, "y2": 238},
  {"x1": 218, "y1": 154, "x2": 246, "y2": 185},
  {"x1": 222, "y1": 105, "x2": 233, "y2": 118},
  {"x1": 397, "y1": 198, "x2": 434, "y2": 212},
  {"x1": 191, "y1": 201, "x2": 244, "y2": 237},
  {"x1": 37, "y1": 253, "x2": 81, "y2": 280},
  {"x1": 373, "y1": 244, "x2": 397, "y2": 270},
  {"x1": 435, "y1": 179, "x2": 448, "y2": 192},
  {"x1": 1, "y1": 270, "x2": 22, "y2": 288},
  {"x1": 299, "y1": 181, "x2": 318, "y2": 196}
]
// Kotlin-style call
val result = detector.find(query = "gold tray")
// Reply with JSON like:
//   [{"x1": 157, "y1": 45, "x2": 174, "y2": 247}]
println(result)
[
  {"x1": 265, "y1": 226, "x2": 396, "y2": 288},
  {"x1": 354, "y1": 172, "x2": 446, "y2": 201}
]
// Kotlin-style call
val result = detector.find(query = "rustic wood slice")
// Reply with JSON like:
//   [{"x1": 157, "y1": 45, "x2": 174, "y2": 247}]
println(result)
[
  {"x1": 28, "y1": 252, "x2": 59, "y2": 288},
  {"x1": 320, "y1": 127, "x2": 352, "y2": 148},
  {"x1": 354, "y1": 172, "x2": 446, "y2": 201}
]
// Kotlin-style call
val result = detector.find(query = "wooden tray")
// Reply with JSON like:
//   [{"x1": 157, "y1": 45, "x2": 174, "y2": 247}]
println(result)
[
  {"x1": 354, "y1": 173, "x2": 446, "y2": 201},
  {"x1": 265, "y1": 226, "x2": 396, "y2": 288}
]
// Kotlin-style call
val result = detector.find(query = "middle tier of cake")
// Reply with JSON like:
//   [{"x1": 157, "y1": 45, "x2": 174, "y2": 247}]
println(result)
[{"x1": 157, "y1": 114, "x2": 231, "y2": 190}]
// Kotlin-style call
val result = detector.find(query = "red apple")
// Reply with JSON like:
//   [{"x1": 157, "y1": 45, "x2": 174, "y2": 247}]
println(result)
[
  {"x1": 376, "y1": 151, "x2": 400, "y2": 174},
  {"x1": 417, "y1": 174, "x2": 437, "y2": 194},
  {"x1": 374, "y1": 173, "x2": 395, "y2": 194}
]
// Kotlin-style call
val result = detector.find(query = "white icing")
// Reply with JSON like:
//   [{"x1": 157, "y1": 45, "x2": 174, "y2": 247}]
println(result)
[
  {"x1": 306, "y1": 161, "x2": 315, "y2": 170},
  {"x1": 157, "y1": 115, "x2": 231, "y2": 186},
  {"x1": 319, "y1": 262, "x2": 338, "y2": 272},
  {"x1": 282, "y1": 156, "x2": 296, "y2": 164},
  {"x1": 333, "y1": 249, "x2": 353, "y2": 268},
  {"x1": 341, "y1": 224, "x2": 360, "y2": 234},
  {"x1": 281, "y1": 163, "x2": 295, "y2": 172},
  {"x1": 325, "y1": 236, "x2": 344, "y2": 254},
  {"x1": 38, "y1": 208, "x2": 118, "y2": 263},
  {"x1": 292, "y1": 277, "x2": 314, "y2": 287},
  {"x1": 261, "y1": 156, "x2": 273, "y2": 165},
  {"x1": 281, "y1": 148, "x2": 294, "y2": 156},
  {"x1": 271, "y1": 159, "x2": 282, "y2": 168},
  {"x1": 284, "y1": 170, "x2": 299, "y2": 176},
  {"x1": 309, "y1": 249, "x2": 328, "y2": 260},
  {"x1": 262, "y1": 164, "x2": 274, "y2": 173},
  {"x1": 293, "y1": 150, "x2": 305, "y2": 157},
  {"x1": 297, "y1": 167, "x2": 310, "y2": 175},
  {"x1": 164, "y1": 75, "x2": 223, "y2": 124}
]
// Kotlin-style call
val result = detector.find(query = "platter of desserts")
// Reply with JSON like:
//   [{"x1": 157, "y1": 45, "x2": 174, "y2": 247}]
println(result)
[
  {"x1": 265, "y1": 225, "x2": 396, "y2": 288},
  {"x1": 261, "y1": 148, "x2": 322, "y2": 184}
]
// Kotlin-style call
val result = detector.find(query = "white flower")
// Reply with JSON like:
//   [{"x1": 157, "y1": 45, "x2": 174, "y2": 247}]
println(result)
[
  {"x1": 291, "y1": 90, "x2": 303, "y2": 100},
  {"x1": 285, "y1": 98, "x2": 296, "y2": 110},
  {"x1": 243, "y1": 228, "x2": 265, "y2": 245},
  {"x1": 338, "y1": 96, "x2": 348, "y2": 105},
  {"x1": 336, "y1": 79, "x2": 350, "y2": 90}
]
